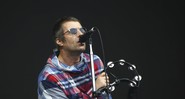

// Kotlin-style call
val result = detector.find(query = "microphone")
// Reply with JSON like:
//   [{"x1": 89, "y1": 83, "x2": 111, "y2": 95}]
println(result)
[{"x1": 79, "y1": 27, "x2": 95, "y2": 43}]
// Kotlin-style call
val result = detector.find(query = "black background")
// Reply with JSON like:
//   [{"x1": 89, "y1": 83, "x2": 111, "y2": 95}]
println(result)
[{"x1": 0, "y1": 0, "x2": 184, "y2": 99}]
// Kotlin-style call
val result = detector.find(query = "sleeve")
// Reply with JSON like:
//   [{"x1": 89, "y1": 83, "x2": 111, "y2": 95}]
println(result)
[
  {"x1": 38, "y1": 77, "x2": 68, "y2": 99},
  {"x1": 100, "y1": 92, "x2": 112, "y2": 99},
  {"x1": 94, "y1": 55, "x2": 104, "y2": 72}
]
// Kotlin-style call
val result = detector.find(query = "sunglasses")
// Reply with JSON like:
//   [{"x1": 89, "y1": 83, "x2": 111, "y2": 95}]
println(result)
[{"x1": 63, "y1": 27, "x2": 87, "y2": 35}]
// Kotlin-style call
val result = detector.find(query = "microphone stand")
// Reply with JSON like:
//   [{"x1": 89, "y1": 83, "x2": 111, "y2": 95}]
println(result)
[
  {"x1": 86, "y1": 28, "x2": 110, "y2": 98},
  {"x1": 88, "y1": 37, "x2": 97, "y2": 98}
]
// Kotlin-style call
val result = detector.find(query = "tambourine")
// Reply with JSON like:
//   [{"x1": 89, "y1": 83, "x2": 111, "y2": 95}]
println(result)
[{"x1": 94, "y1": 59, "x2": 142, "y2": 96}]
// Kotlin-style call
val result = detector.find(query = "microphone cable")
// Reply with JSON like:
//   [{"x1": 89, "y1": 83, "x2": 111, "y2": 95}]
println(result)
[{"x1": 93, "y1": 27, "x2": 111, "y2": 99}]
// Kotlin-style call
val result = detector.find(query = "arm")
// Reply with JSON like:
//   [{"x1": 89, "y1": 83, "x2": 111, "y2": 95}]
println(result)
[
  {"x1": 92, "y1": 55, "x2": 112, "y2": 98},
  {"x1": 95, "y1": 72, "x2": 112, "y2": 99}
]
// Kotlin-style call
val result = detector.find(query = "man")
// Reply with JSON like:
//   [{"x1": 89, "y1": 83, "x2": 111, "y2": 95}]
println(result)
[{"x1": 37, "y1": 16, "x2": 111, "y2": 99}]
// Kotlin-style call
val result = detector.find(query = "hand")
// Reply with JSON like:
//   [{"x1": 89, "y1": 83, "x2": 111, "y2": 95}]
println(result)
[{"x1": 95, "y1": 72, "x2": 109, "y2": 90}]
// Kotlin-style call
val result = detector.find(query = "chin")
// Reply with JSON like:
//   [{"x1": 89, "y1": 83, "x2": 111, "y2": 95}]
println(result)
[
  {"x1": 80, "y1": 47, "x2": 86, "y2": 52},
  {"x1": 80, "y1": 48, "x2": 86, "y2": 52}
]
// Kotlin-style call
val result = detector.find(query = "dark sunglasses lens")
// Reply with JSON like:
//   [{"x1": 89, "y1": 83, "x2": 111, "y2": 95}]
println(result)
[
  {"x1": 80, "y1": 28, "x2": 86, "y2": 33},
  {"x1": 69, "y1": 28, "x2": 77, "y2": 34}
]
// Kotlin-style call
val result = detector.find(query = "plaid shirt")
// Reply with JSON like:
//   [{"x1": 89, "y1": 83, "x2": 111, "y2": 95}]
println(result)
[{"x1": 37, "y1": 50, "x2": 111, "y2": 99}]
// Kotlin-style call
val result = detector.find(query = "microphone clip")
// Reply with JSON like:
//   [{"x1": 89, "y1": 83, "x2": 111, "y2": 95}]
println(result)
[{"x1": 78, "y1": 27, "x2": 96, "y2": 43}]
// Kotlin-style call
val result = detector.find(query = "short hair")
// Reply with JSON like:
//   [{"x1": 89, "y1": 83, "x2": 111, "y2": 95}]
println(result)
[{"x1": 52, "y1": 16, "x2": 81, "y2": 49}]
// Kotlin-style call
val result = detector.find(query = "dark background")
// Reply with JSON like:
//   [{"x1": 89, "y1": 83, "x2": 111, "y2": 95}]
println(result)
[{"x1": 0, "y1": 0, "x2": 184, "y2": 99}]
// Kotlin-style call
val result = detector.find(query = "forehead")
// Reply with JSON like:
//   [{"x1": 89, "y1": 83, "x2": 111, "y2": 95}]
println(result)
[{"x1": 62, "y1": 21, "x2": 82, "y2": 29}]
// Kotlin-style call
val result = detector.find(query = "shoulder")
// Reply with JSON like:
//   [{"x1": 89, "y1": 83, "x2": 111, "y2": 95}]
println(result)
[{"x1": 38, "y1": 64, "x2": 63, "y2": 82}]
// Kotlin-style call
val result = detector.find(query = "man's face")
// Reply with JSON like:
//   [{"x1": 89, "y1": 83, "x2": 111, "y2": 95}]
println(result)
[{"x1": 61, "y1": 21, "x2": 86, "y2": 53}]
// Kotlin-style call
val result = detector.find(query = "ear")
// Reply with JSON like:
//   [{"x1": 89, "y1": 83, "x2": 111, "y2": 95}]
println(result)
[{"x1": 56, "y1": 38, "x2": 63, "y2": 47}]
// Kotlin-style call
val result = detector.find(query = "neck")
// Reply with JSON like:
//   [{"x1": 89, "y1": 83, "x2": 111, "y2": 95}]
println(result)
[{"x1": 58, "y1": 50, "x2": 82, "y2": 66}]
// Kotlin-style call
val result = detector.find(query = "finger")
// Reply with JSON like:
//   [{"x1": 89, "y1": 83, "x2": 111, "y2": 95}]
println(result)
[
  {"x1": 103, "y1": 76, "x2": 109, "y2": 80},
  {"x1": 100, "y1": 72, "x2": 106, "y2": 76}
]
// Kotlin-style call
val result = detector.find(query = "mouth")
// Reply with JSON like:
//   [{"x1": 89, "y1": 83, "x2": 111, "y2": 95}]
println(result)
[{"x1": 78, "y1": 42, "x2": 85, "y2": 46}]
